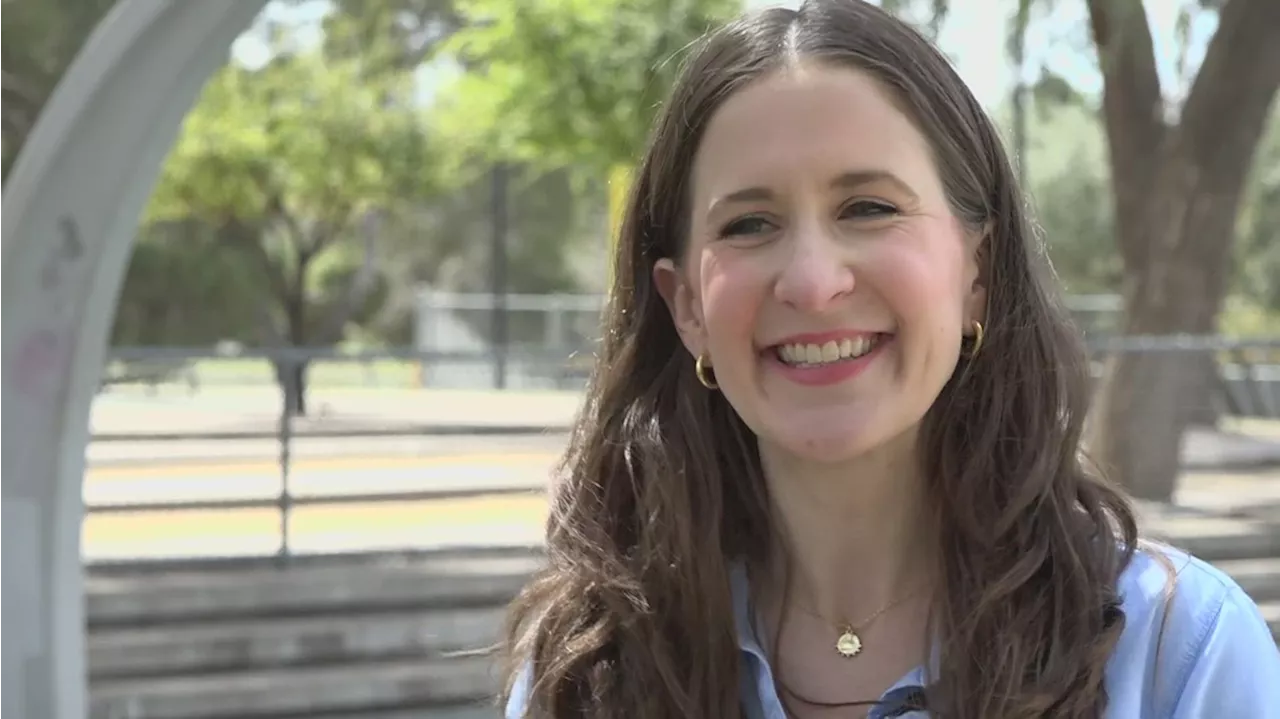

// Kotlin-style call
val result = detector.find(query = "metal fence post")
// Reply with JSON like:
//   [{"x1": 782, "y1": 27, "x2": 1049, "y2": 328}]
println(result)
[
  {"x1": 546, "y1": 295, "x2": 564, "y2": 352},
  {"x1": 276, "y1": 356, "x2": 296, "y2": 564},
  {"x1": 413, "y1": 287, "x2": 436, "y2": 388},
  {"x1": 491, "y1": 163, "x2": 510, "y2": 390}
]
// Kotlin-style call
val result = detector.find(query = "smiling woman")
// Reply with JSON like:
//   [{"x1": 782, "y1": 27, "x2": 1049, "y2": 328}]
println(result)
[
  {"x1": 497, "y1": 2, "x2": 1280, "y2": 719},
  {"x1": 660, "y1": 66, "x2": 984, "y2": 465}
]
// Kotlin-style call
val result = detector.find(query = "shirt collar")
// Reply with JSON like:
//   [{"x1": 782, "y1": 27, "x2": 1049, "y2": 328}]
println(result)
[{"x1": 727, "y1": 559, "x2": 935, "y2": 718}]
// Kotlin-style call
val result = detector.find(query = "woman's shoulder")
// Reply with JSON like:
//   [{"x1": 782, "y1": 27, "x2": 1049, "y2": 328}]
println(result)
[
  {"x1": 1105, "y1": 541, "x2": 1280, "y2": 717},
  {"x1": 1115, "y1": 542, "x2": 1239, "y2": 622}
]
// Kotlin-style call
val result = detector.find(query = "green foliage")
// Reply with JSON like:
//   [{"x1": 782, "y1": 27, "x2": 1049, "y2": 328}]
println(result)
[
  {"x1": 424, "y1": 165, "x2": 595, "y2": 293},
  {"x1": 1, "y1": 0, "x2": 119, "y2": 179},
  {"x1": 112, "y1": 220, "x2": 269, "y2": 346},
  {"x1": 144, "y1": 46, "x2": 436, "y2": 349},
  {"x1": 149, "y1": 51, "x2": 434, "y2": 227},
  {"x1": 321, "y1": 0, "x2": 463, "y2": 73},
  {"x1": 1023, "y1": 101, "x2": 1122, "y2": 294},
  {"x1": 430, "y1": 0, "x2": 740, "y2": 173},
  {"x1": 1231, "y1": 108, "x2": 1280, "y2": 318}
]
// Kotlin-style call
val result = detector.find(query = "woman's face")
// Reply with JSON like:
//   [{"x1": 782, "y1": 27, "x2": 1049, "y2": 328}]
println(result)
[{"x1": 655, "y1": 64, "x2": 986, "y2": 464}]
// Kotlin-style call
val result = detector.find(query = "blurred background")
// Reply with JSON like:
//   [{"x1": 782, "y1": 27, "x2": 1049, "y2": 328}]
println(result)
[{"x1": 3, "y1": 0, "x2": 1278, "y2": 717}]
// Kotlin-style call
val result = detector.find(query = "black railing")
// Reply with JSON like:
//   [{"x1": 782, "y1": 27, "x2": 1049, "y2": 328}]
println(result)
[{"x1": 87, "y1": 337, "x2": 1279, "y2": 565}]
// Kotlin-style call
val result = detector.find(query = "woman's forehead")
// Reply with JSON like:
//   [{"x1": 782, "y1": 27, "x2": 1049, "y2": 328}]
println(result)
[{"x1": 690, "y1": 65, "x2": 941, "y2": 202}]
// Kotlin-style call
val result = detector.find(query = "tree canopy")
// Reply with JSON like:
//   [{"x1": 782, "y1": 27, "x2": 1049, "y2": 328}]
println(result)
[
  {"x1": 429, "y1": 0, "x2": 740, "y2": 174},
  {"x1": 146, "y1": 47, "x2": 433, "y2": 342},
  {"x1": 138, "y1": 44, "x2": 435, "y2": 411},
  {"x1": 1, "y1": 0, "x2": 119, "y2": 178}
]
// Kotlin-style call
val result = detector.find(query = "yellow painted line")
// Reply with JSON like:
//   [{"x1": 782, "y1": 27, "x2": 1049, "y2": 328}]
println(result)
[
  {"x1": 82, "y1": 494, "x2": 550, "y2": 546},
  {"x1": 86, "y1": 452, "x2": 562, "y2": 480}
]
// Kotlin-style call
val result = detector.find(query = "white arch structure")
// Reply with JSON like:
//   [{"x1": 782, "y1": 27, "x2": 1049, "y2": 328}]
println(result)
[{"x1": 2, "y1": 2, "x2": 269, "y2": 716}]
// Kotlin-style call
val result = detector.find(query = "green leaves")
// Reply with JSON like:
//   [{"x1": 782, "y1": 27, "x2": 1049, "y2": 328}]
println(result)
[
  {"x1": 1233, "y1": 109, "x2": 1280, "y2": 318},
  {"x1": 322, "y1": 0, "x2": 463, "y2": 75},
  {"x1": 2, "y1": 0, "x2": 120, "y2": 178},
  {"x1": 112, "y1": 220, "x2": 271, "y2": 346},
  {"x1": 137, "y1": 39, "x2": 438, "y2": 351},
  {"x1": 149, "y1": 51, "x2": 433, "y2": 228},
  {"x1": 429, "y1": 0, "x2": 739, "y2": 173}
]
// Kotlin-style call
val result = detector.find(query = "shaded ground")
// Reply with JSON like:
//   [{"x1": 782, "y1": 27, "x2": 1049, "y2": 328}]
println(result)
[{"x1": 91, "y1": 387, "x2": 1280, "y2": 467}]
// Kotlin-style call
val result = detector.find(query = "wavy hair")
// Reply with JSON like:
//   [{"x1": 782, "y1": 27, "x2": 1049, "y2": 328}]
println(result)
[{"x1": 501, "y1": 1, "x2": 1138, "y2": 716}]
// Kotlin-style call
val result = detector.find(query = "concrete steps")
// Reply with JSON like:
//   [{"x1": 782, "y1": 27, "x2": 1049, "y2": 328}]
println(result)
[
  {"x1": 1212, "y1": 558, "x2": 1280, "y2": 638},
  {"x1": 86, "y1": 550, "x2": 536, "y2": 719},
  {"x1": 1143, "y1": 505, "x2": 1280, "y2": 639},
  {"x1": 87, "y1": 552, "x2": 538, "y2": 626},
  {"x1": 1260, "y1": 601, "x2": 1280, "y2": 634},
  {"x1": 89, "y1": 606, "x2": 504, "y2": 680},
  {"x1": 1142, "y1": 508, "x2": 1280, "y2": 561},
  {"x1": 85, "y1": 515, "x2": 1280, "y2": 718},
  {"x1": 89, "y1": 656, "x2": 500, "y2": 719},
  {"x1": 1212, "y1": 557, "x2": 1280, "y2": 598}
]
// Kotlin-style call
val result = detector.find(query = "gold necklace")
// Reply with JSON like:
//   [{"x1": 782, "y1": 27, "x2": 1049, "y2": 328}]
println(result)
[{"x1": 797, "y1": 585, "x2": 927, "y2": 658}]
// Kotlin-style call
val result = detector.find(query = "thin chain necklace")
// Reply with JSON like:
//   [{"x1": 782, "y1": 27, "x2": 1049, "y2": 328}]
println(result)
[{"x1": 793, "y1": 584, "x2": 928, "y2": 658}]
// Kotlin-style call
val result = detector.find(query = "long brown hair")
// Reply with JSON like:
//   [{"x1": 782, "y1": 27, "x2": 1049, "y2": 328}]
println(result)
[{"x1": 501, "y1": 1, "x2": 1138, "y2": 716}]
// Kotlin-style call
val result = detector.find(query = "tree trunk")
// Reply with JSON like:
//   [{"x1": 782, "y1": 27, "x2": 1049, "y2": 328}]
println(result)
[
  {"x1": 280, "y1": 257, "x2": 310, "y2": 416},
  {"x1": 1008, "y1": 0, "x2": 1032, "y2": 188},
  {"x1": 1086, "y1": 0, "x2": 1280, "y2": 501},
  {"x1": 275, "y1": 359, "x2": 309, "y2": 417},
  {"x1": 1185, "y1": 353, "x2": 1222, "y2": 428},
  {"x1": 1090, "y1": 150, "x2": 1236, "y2": 499}
]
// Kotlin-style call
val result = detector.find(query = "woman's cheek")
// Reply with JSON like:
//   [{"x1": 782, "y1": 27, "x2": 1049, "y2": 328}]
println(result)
[{"x1": 863, "y1": 237, "x2": 968, "y2": 316}]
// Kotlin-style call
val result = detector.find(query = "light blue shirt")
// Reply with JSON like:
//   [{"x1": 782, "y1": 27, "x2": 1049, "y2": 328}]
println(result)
[{"x1": 507, "y1": 545, "x2": 1280, "y2": 717}]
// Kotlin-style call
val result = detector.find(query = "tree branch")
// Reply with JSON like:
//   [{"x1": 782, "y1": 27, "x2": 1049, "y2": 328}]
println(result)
[
  {"x1": 265, "y1": 191, "x2": 310, "y2": 253},
  {"x1": 2, "y1": 97, "x2": 37, "y2": 142},
  {"x1": 1085, "y1": 0, "x2": 1165, "y2": 273},
  {"x1": 316, "y1": 211, "x2": 381, "y2": 343},
  {"x1": 310, "y1": 198, "x2": 356, "y2": 256},
  {"x1": 220, "y1": 217, "x2": 292, "y2": 307},
  {"x1": 1176, "y1": 0, "x2": 1280, "y2": 201},
  {"x1": 2, "y1": 66, "x2": 52, "y2": 147},
  {"x1": 2, "y1": 67, "x2": 49, "y2": 114}
]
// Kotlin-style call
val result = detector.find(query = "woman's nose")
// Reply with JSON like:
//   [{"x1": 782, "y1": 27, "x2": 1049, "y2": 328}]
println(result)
[{"x1": 772, "y1": 226, "x2": 855, "y2": 311}]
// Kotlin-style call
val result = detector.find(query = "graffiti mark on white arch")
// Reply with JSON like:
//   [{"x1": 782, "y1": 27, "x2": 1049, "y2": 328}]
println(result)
[{"x1": 0, "y1": 1, "x2": 268, "y2": 717}]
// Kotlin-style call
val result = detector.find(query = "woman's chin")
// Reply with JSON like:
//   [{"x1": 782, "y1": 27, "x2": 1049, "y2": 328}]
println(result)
[{"x1": 762, "y1": 418, "x2": 888, "y2": 465}]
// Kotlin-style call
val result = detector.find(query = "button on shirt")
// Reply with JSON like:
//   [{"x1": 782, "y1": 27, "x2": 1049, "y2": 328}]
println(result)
[{"x1": 507, "y1": 546, "x2": 1280, "y2": 717}]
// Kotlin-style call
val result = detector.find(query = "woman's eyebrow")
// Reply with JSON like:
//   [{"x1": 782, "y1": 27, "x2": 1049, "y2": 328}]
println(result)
[
  {"x1": 708, "y1": 169, "x2": 920, "y2": 215},
  {"x1": 831, "y1": 170, "x2": 919, "y2": 202}
]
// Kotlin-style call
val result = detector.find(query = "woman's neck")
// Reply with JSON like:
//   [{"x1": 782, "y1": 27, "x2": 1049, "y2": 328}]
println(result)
[{"x1": 756, "y1": 429, "x2": 938, "y2": 625}]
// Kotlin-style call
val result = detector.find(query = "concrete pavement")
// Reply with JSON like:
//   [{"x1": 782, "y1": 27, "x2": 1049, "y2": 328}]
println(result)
[
  {"x1": 90, "y1": 387, "x2": 583, "y2": 435},
  {"x1": 82, "y1": 436, "x2": 560, "y2": 562},
  {"x1": 82, "y1": 442, "x2": 1280, "y2": 563},
  {"x1": 88, "y1": 387, "x2": 579, "y2": 465},
  {"x1": 90, "y1": 387, "x2": 1280, "y2": 468},
  {"x1": 81, "y1": 386, "x2": 1280, "y2": 563},
  {"x1": 78, "y1": 389, "x2": 1280, "y2": 717},
  {"x1": 83, "y1": 497, "x2": 1280, "y2": 719}
]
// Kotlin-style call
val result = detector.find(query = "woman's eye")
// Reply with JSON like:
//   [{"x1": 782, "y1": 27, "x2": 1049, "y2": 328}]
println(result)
[
  {"x1": 841, "y1": 200, "x2": 898, "y2": 219},
  {"x1": 718, "y1": 215, "x2": 776, "y2": 238}
]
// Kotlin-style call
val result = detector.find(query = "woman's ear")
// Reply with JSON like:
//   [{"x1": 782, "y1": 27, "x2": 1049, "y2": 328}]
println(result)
[
  {"x1": 653, "y1": 258, "x2": 707, "y2": 357},
  {"x1": 963, "y1": 224, "x2": 990, "y2": 327}
]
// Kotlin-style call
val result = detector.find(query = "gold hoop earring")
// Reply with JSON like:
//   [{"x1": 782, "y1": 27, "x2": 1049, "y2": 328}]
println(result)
[
  {"x1": 967, "y1": 320, "x2": 985, "y2": 357},
  {"x1": 695, "y1": 353, "x2": 718, "y2": 390}
]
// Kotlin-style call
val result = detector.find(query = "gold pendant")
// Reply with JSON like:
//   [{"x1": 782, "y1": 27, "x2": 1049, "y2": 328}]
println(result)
[{"x1": 835, "y1": 628, "x2": 863, "y2": 658}]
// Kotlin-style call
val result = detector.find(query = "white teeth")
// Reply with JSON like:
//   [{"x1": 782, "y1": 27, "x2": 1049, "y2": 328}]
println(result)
[
  {"x1": 776, "y1": 336, "x2": 879, "y2": 366},
  {"x1": 821, "y1": 341, "x2": 839, "y2": 362}
]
